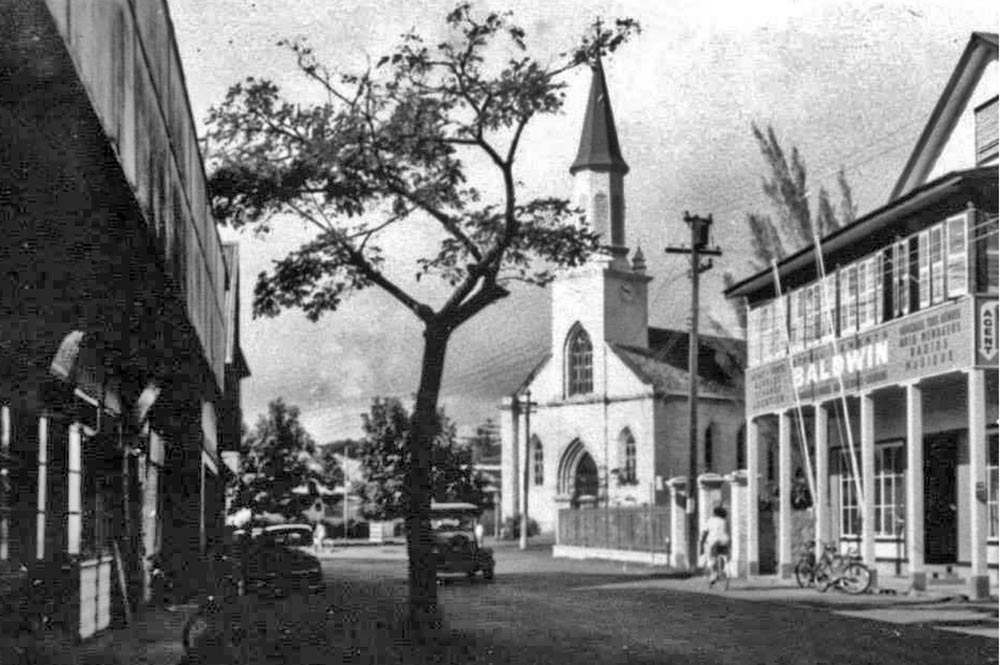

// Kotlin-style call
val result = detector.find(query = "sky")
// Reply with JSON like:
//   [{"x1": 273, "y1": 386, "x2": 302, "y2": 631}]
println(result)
[{"x1": 168, "y1": 0, "x2": 997, "y2": 442}]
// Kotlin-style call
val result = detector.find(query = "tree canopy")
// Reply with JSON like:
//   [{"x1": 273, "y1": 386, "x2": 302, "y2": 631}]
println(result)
[
  {"x1": 206, "y1": 6, "x2": 639, "y2": 329},
  {"x1": 231, "y1": 398, "x2": 337, "y2": 521},
  {"x1": 355, "y1": 397, "x2": 488, "y2": 521}
]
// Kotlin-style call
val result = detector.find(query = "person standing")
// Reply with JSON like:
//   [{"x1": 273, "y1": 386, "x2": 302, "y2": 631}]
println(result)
[{"x1": 314, "y1": 521, "x2": 327, "y2": 555}]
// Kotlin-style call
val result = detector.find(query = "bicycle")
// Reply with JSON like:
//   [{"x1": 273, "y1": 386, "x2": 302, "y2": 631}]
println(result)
[
  {"x1": 793, "y1": 540, "x2": 817, "y2": 588},
  {"x1": 703, "y1": 544, "x2": 730, "y2": 591},
  {"x1": 811, "y1": 541, "x2": 872, "y2": 595}
]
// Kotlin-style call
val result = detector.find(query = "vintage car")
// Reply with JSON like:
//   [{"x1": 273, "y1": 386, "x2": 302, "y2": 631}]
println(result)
[
  {"x1": 430, "y1": 502, "x2": 495, "y2": 580},
  {"x1": 232, "y1": 524, "x2": 325, "y2": 597}
]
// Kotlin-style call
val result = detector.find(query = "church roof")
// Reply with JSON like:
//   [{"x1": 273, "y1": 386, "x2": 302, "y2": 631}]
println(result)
[
  {"x1": 610, "y1": 344, "x2": 740, "y2": 399},
  {"x1": 569, "y1": 59, "x2": 629, "y2": 175},
  {"x1": 647, "y1": 327, "x2": 745, "y2": 385},
  {"x1": 608, "y1": 327, "x2": 746, "y2": 398}
]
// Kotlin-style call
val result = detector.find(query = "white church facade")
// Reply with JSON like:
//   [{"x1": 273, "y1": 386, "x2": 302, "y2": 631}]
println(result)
[{"x1": 499, "y1": 61, "x2": 746, "y2": 537}]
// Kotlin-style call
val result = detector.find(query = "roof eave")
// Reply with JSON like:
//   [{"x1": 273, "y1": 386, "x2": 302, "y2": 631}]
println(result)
[
  {"x1": 889, "y1": 33, "x2": 998, "y2": 201},
  {"x1": 725, "y1": 166, "x2": 993, "y2": 300}
]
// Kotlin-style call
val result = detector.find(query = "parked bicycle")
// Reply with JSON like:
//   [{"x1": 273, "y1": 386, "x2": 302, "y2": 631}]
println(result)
[
  {"x1": 793, "y1": 540, "x2": 818, "y2": 588},
  {"x1": 806, "y1": 541, "x2": 872, "y2": 595}
]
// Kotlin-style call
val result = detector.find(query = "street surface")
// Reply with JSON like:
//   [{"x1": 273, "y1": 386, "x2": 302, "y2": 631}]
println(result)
[{"x1": 235, "y1": 542, "x2": 997, "y2": 665}]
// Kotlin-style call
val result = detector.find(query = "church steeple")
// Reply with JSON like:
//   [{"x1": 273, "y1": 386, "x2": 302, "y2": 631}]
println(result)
[
  {"x1": 569, "y1": 59, "x2": 629, "y2": 176},
  {"x1": 569, "y1": 59, "x2": 629, "y2": 265}
]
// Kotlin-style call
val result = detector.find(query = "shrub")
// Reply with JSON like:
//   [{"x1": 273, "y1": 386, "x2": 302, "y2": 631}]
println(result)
[{"x1": 498, "y1": 515, "x2": 540, "y2": 540}]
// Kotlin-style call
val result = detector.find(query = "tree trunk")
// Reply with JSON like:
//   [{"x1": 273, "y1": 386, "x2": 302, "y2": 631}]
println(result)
[{"x1": 405, "y1": 322, "x2": 450, "y2": 633}]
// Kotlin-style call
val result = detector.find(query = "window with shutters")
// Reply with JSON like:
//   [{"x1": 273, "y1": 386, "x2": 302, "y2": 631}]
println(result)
[
  {"x1": 858, "y1": 259, "x2": 872, "y2": 330},
  {"x1": 946, "y1": 213, "x2": 969, "y2": 298},
  {"x1": 975, "y1": 210, "x2": 999, "y2": 294},
  {"x1": 840, "y1": 265, "x2": 857, "y2": 335},
  {"x1": 788, "y1": 289, "x2": 802, "y2": 353},
  {"x1": 802, "y1": 287, "x2": 814, "y2": 346},
  {"x1": 975, "y1": 96, "x2": 998, "y2": 165},
  {"x1": 873, "y1": 252, "x2": 884, "y2": 325},
  {"x1": 918, "y1": 231, "x2": 930, "y2": 311},
  {"x1": 882, "y1": 248, "x2": 895, "y2": 323},
  {"x1": 820, "y1": 275, "x2": 837, "y2": 339},
  {"x1": 930, "y1": 224, "x2": 944, "y2": 305}
]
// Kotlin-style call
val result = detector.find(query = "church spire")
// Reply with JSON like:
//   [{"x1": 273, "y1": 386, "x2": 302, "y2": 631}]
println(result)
[{"x1": 569, "y1": 58, "x2": 629, "y2": 176}]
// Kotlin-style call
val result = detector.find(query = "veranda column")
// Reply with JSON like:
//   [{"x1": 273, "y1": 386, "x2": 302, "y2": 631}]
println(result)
[
  {"x1": 778, "y1": 410, "x2": 792, "y2": 578},
  {"x1": 814, "y1": 403, "x2": 830, "y2": 547},
  {"x1": 728, "y1": 470, "x2": 748, "y2": 578},
  {"x1": 1, "y1": 406, "x2": 9, "y2": 561},
  {"x1": 860, "y1": 392, "x2": 877, "y2": 587},
  {"x1": 905, "y1": 382, "x2": 926, "y2": 591},
  {"x1": 967, "y1": 369, "x2": 989, "y2": 600},
  {"x1": 667, "y1": 477, "x2": 688, "y2": 569},
  {"x1": 36, "y1": 415, "x2": 48, "y2": 559},
  {"x1": 746, "y1": 418, "x2": 760, "y2": 575},
  {"x1": 67, "y1": 424, "x2": 82, "y2": 554}
]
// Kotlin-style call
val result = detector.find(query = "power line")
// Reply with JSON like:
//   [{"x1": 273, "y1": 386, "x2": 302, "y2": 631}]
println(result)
[{"x1": 704, "y1": 115, "x2": 927, "y2": 219}]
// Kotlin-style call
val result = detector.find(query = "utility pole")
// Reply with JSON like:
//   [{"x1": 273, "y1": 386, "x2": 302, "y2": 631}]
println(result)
[
  {"x1": 665, "y1": 212, "x2": 721, "y2": 570},
  {"x1": 520, "y1": 389, "x2": 537, "y2": 551},
  {"x1": 342, "y1": 442, "x2": 351, "y2": 543}
]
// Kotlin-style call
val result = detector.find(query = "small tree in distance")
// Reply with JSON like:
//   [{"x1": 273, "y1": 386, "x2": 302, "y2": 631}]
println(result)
[
  {"x1": 355, "y1": 397, "x2": 488, "y2": 521},
  {"x1": 205, "y1": 3, "x2": 638, "y2": 628},
  {"x1": 231, "y1": 398, "x2": 333, "y2": 522}
]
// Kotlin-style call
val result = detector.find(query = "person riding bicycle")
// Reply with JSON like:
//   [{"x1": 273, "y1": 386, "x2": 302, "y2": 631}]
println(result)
[{"x1": 700, "y1": 505, "x2": 730, "y2": 587}]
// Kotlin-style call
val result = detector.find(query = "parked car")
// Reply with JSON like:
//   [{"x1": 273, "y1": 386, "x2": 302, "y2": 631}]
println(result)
[
  {"x1": 232, "y1": 524, "x2": 325, "y2": 597},
  {"x1": 429, "y1": 502, "x2": 495, "y2": 580}
]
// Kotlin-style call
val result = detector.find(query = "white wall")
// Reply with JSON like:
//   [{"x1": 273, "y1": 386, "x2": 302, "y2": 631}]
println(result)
[{"x1": 926, "y1": 59, "x2": 998, "y2": 182}]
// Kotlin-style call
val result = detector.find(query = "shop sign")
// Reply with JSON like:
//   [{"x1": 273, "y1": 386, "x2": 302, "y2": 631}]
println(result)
[
  {"x1": 976, "y1": 298, "x2": 999, "y2": 366},
  {"x1": 746, "y1": 300, "x2": 974, "y2": 414}
]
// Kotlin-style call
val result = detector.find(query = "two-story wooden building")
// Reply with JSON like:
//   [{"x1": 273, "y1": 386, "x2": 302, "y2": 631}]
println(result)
[
  {"x1": 726, "y1": 32, "x2": 998, "y2": 599},
  {"x1": 1, "y1": 0, "x2": 248, "y2": 639}
]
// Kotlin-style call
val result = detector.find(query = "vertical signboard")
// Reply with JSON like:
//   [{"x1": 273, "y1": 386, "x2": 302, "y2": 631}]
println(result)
[{"x1": 976, "y1": 297, "x2": 999, "y2": 367}]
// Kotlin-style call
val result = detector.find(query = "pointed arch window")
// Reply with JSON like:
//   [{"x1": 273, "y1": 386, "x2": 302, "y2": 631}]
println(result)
[
  {"x1": 619, "y1": 428, "x2": 637, "y2": 484},
  {"x1": 532, "y1": 435, "x2": 544, "y2": 486},
  {"x1": 566, "y1": 325, "x2": 593, "y2": 396}
]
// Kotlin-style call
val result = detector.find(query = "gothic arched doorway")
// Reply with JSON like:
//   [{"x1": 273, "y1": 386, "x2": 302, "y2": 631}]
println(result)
[{"x1": 574, "y1": 452, "x2": 599, "y2": 504}]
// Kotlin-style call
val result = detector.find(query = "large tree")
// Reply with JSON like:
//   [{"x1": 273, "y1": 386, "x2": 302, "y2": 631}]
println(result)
[
  {"x1": 204, "y1": 4, "x2": 638, "y2": 627},
  {"x1": 355, "y1": 397, "x2": 488, "y2": 521},
  {"x1": 231, "y1": 398, "x2": 332, "y2": 521}
]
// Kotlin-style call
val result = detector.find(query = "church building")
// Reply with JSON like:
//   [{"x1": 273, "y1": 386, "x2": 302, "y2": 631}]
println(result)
[{"x1": 499, "y1": 61, "x2": 746, "y2": 538}]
